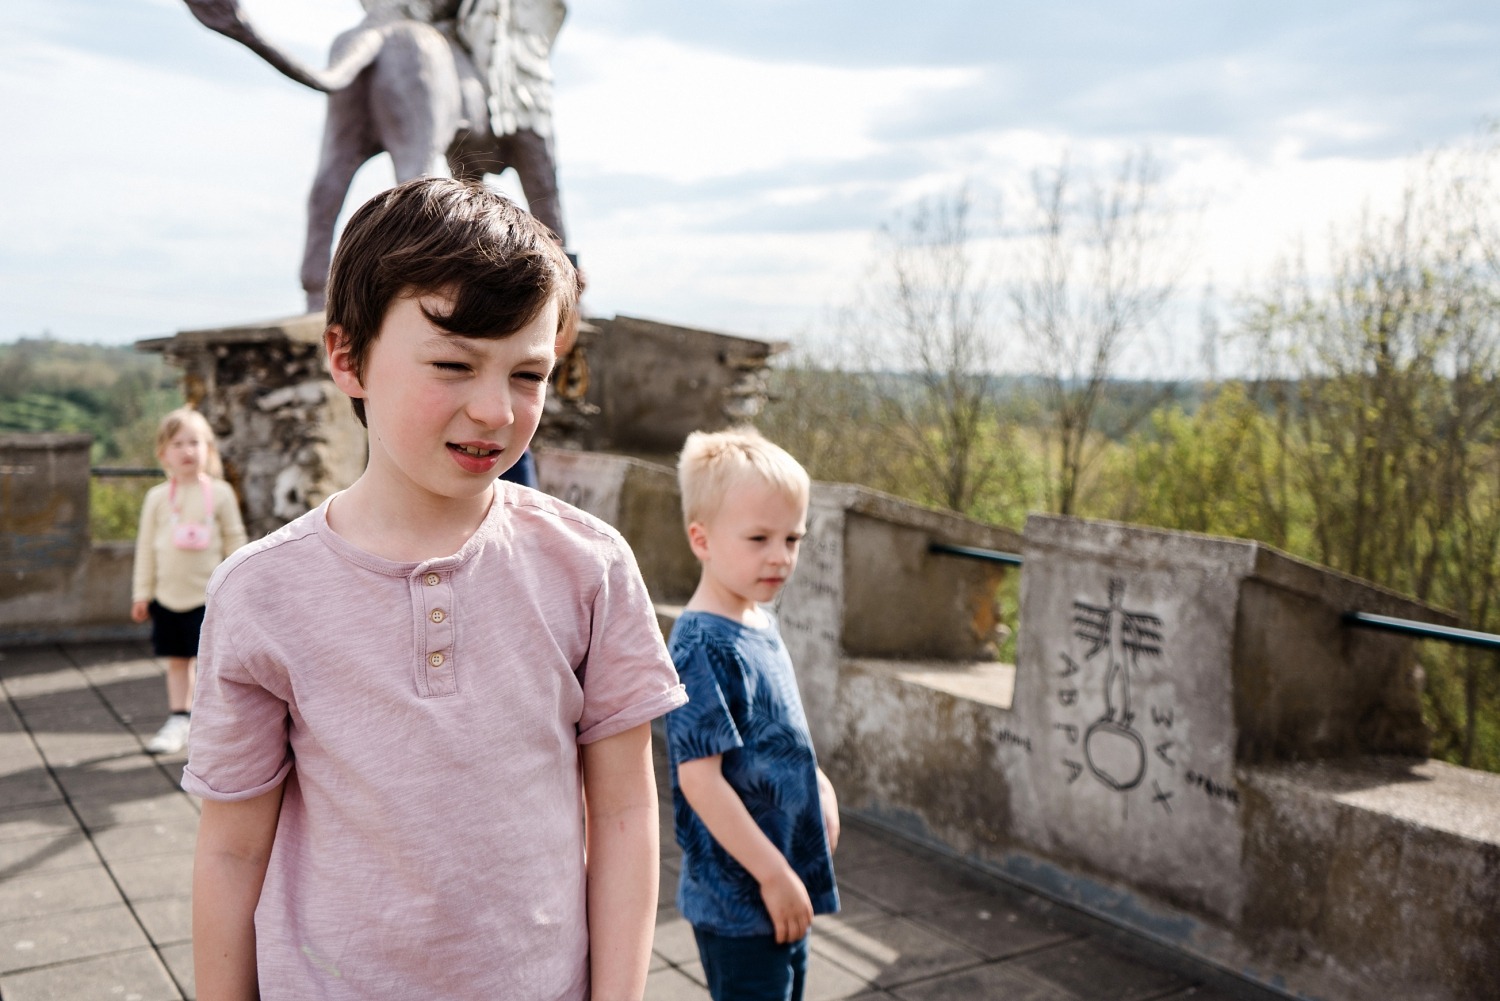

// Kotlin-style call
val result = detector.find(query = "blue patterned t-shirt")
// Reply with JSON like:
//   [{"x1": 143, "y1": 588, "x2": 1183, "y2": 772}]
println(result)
[{"x1": 665, "y1": 609, "x2": 839, "y2": 936}]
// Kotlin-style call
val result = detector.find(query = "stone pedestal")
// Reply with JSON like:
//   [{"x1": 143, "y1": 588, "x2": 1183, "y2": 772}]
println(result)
[
  {"x1": 138, "y1": 314, "x2": 364, "y2": 541},
  {"x1": 140, "y1": 312, "x2": 779, "y2": 539}
]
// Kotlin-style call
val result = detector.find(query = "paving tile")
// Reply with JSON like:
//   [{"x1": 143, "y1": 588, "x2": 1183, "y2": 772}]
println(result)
[
  {"x1": 652, "y1": 914, "x2": 701, "y2": 965},
  {"x1": 906, "y1": 891, "x2": 1079, "y2": 960},
  {"x1": 91, "y1": 816, "x2": 200, "y2": 864},
  {"x1": 0, "y1": 667, "x2": 89, "y2": 699},
  {"x1": 0, "y1": 865, "x2": 123, "y2": 923},
  {"x1": 829, "y1": 885, "x2": 897, "y2": 926},
  {"x1": 74, "y1": 791, "x2": 199, "y2": 831},
  {"x1": 0, "y1": 768, "x2": 64, "y2": 810},
  {"x1": 0, "y1": 829, "x2": 99, "y2": 877},
  {"x1": 0, "y1": 902, "x2": 150, "y2": 974},
  {"x1": 0, "y1": 946, "x2": 183, "y2": 1001},
  {"x1": 890, "y1": 962, "x2": 1072, "y2": 1001},
  {"x1": 658, "y1": 855, "x2": 679, "y2": 912},
  {"x1": 108, "y1": 852, "x2": 195, "y2": 902},
  {"x1": 0, "y1": 803, "x2": 77, "y2": 843},
  {"x1": 836, "y1": 854, "x2": 990, "y2": 916},
  {"x1": 0, "y1": 645, "x2": 72, "y2": 676},
  {"x1": 813, "y1": 915, "x2": 984, "y2": 989},
  {"x1": 31, "y1": 729, "x2": 143, "y2": 767},
  {"x1": 1153, "y1": 985, "x2": 1253, "y2": 1000},
  {"x1": 51, "y1": 756, "x2": 182, "y2": 803},
  {"x1": 134, "y1": 894, "x2": 193, "y2": 946},
  {"x1": 806, "y1": 945, "x2": 880, "y2": 1000},
  {"x1": 834, "y1": 822, "x2": 923, "y2": 873},
  {"x1": 645, "y1": 965, "x2": 711, "y2": 1001},
  {"x1": 10, "y1": 687, "x2": 105, "y2": 719},
  {"x1": 158, "y1": 941, "x2": 195, "y2": 1000},
  {"x1": 79, "y1": 656, "x2": 161, "y2": 687},
  {"x1": 9, "y1": 701, "x2": 122, "y2": 737},
  {"x1": 1010, "y1": 938, "x2": 1193, "y2": 1001}
]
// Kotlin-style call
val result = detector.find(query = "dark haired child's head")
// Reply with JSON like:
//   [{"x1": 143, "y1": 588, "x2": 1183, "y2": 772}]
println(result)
[{"x1": 325, "y1": 176, "x2": 579, "y2": 426}]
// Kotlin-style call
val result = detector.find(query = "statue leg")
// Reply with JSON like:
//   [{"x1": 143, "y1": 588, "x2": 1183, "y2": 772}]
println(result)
[
  {"x1": 370, "y1": 23, "x2": 460, "y2": 182},
  {"x1": 504, "y1": 129, "x2": 566, "y2": 246},
  {"x1": 302, "y1": 88, "x2": 379, "y2": 312}
]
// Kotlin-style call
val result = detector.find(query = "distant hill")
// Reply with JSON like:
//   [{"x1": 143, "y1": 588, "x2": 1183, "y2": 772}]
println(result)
[{"x1": 0, "y1": 337, "x2": 182, "y2": 464}]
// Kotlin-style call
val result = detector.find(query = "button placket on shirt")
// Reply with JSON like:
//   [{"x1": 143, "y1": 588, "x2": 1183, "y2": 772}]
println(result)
[{"x1": 418, "y1": 569, "x2": 457, "y2": 697}]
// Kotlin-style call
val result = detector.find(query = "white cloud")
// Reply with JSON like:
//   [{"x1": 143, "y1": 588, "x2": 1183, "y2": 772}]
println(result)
[{"x1": 556, "y1": 27, "x2": 979, "y2": 183}]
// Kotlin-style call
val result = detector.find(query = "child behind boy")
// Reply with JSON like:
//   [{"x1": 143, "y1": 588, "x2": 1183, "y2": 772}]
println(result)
[
  {"x1": 184, "y1": 176, "x2": 686, "y2": 1000},
  {"x1": 665, "y1": 428, "x2": 840, "y2": 1001},
  {"x1": 130, "y1": 407, "x2": 247, "y2": 754}
]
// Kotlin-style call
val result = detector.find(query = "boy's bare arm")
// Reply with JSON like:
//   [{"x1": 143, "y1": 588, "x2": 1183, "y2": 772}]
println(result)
[
  {"x1": 582, "y1": 722, "x2": 658, "y2": 1001},
  {"x1": 816, "y1": 766, "x2": 840, "y2": 853},
  {"x1": 193, "y1": 785, "x2": 284, "y2": 1001},
  {"x1": 677, "y1": 755, "x2": 814, "y2": 944}
]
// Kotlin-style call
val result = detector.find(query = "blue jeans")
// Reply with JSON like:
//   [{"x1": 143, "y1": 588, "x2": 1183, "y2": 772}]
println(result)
[{"x1": 693, "y1": 927, "x2": 808, "y2": 1001}]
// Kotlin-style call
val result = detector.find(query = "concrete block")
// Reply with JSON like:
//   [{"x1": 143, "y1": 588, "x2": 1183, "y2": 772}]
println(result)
[
  {"x1": 537, "y1": 450, "x2": 699, "y2": 604},
  {"x1": 1011, "y1": 515, "x2": 1449, "y2": 925},
  {"x1": 812, "y1": 915, "x2": 984, "y2": 988},
  {"x1": 1009, "y1": 937, "x2": 1192, "y2": 1001},
  {"x1": 0, "y1": 902, "x2": 149, "y2": 975},
  {"x1": 0, "y1": 865, "x2": 122, "y2": 922},
  {"x1": 0, "y1": 947, "x2": 182, "y2": 1001},
  {"x1": 1241, "y1": 757, "x2": 1500, "y2": 1001},
  {"x1": 107, "y1": 851, "x2": 194, "y2": 902}
]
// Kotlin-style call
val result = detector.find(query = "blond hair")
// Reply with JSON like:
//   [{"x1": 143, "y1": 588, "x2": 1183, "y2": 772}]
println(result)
[
  {"x1": 677, "y1": 427, "x2": 810, "y2": 530},
  {"x1": 155, "y1": 407, "x2": 225, "y2": 479}
]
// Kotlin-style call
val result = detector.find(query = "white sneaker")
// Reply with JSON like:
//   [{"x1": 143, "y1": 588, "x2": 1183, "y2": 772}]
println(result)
[{"x1": 146, "y1": 714, "x2": 191, "y2": 755}]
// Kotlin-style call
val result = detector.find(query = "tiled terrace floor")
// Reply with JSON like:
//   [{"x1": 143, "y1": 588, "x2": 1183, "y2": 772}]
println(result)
[{"x1": 0, "y1": 639, "x2": 1284, "y2": 1000}]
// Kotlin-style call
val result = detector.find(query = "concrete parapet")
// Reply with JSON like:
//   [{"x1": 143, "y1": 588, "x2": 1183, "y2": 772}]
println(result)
[
  {"x1": 536, "y1": 449, "x2": 699, "y2": 605},
  {"x1": 1241, "y1": 757, "x2": 1500, "y2": 1000},
  {"x1": 828, "y1": 513, "x2": 1492, "y2": 1000},
  {"x1": 0, "y1": 434, "x2": 144, "y2": 644}
]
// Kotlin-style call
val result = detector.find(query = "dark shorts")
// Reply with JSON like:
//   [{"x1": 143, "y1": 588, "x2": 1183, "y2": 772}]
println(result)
[
  {"x1": 149, "y1": 601, "x2": 206, "y2": 659},
  {"x1": 693, "y1": 927, "x2": 808, "y2": 1001}
]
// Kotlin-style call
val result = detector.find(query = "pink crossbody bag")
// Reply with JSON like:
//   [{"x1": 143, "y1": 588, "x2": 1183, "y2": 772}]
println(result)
[{"x1": 168, "y1": 475, "x2": 214, "y2": 551}]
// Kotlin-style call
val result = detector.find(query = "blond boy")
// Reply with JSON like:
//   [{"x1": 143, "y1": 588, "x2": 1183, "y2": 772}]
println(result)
[{"x1": 665, "y1": 428, "x2": 840, "y2": 1001}]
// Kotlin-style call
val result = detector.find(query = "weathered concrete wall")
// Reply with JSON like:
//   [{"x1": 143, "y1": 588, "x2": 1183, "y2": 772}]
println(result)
[
  {"x1": 1010, "y1": 516, "x2": 1444, "y2": 926},
  {"x1": 1241, "y1": 757, "x2": 1500, "y2": 1000},
  {"x1": 843, "y1": 514, "x2": 1494, "y2": 1001},
  {"x1": 0, "y1": 435, "x2": 143, "y2": 644},
  {"x1": 536, "y1": 450, "x2": 699, "y2": 605},
  {"x1": 778, "y1": 483, "x2": 1021, "y2": 753},
  {"x1": 578, "y1": 315, "x2": 784, "y2": 457}
]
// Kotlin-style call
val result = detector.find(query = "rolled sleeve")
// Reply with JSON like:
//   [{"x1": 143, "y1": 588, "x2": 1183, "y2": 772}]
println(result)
[
  {"x1": 574, "y1": 543, "x2": 686, "y2": 744},
  {"x1": 181, "y1": 594, "x2": 293, "y2": 800}
]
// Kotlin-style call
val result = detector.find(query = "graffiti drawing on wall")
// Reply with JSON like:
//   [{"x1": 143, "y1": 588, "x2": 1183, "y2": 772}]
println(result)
[
  {"x1": 1072, "y1": 577, "x2": 1162, "y2": 790},
  {"x1": 1050, "y1": 575, "x2": 1240, "y2": 815}
]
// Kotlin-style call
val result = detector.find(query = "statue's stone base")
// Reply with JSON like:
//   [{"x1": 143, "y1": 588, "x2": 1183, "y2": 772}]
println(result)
[{"x1": 138, "y1": 312, "x2": 781, "y2": 538}]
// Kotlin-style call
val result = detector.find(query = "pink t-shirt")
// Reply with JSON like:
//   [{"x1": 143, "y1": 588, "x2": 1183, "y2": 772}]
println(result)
[{"x1": 183, "y1": 485, "x2": 687, "y2": 1000}]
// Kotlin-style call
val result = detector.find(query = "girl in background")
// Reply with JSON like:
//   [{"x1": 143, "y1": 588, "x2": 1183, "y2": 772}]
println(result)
[{"x1": 130, "y1": 408, "x2": 247, "y2": 754}]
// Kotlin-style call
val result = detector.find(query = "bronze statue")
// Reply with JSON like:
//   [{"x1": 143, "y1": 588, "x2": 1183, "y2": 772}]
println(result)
[{"x1": 183, "y1": 0, "x2": 569, "y2": 312}]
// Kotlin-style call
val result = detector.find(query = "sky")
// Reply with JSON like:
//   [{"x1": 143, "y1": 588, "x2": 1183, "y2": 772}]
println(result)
[{"x1": 3, "y1": 1, "x2": 1499, "y2": 372}]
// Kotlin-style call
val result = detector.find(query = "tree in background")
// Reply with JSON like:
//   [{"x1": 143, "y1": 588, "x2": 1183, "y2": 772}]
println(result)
[
  {"x1": 859, "y1": 190, "x2": 1010, "y2": 513},
  {"x1": 1012, "y1": 151, "x2": 1182, "y2": 515}
]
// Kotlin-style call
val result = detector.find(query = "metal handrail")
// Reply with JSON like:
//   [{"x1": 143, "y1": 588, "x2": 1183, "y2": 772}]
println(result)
[
  {"x1": 928, "y1": 542, "x2": 1500, "y2": 651},
  {"x1": 927, "y1": 541, "x2": 1024, "y2": 566},
  {"x1": 91, "y1": 466, "x2": 163, "y2": 478},
  {"x1": 1342, "y1": 611, "x2": 1500, "y2": 651}
]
